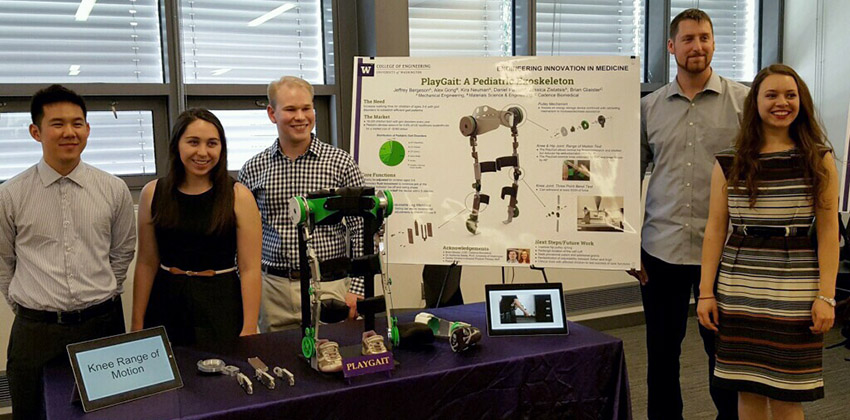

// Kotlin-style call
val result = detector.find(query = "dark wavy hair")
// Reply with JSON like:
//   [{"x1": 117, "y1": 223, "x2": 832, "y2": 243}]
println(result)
[
  {"x1": 153, "y1": 108, "x2": 235, "y2": 234},
  {"x1": 727, "y1": 64, "x2": 831, "y2": 208}
]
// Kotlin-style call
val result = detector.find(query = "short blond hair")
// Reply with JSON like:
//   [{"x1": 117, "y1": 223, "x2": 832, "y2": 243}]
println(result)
[{"x1": 267, "y1": 76, "x2": 314, "y2": 108}]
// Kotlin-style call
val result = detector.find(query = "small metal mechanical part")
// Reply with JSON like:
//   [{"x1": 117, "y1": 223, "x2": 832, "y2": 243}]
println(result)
[
  {"x1": 197, "y1": 359, "x2": 226, "y2": 374},
  {"x1": 273, "y1": 366, "x2": 295, "y2": 386},
  {"x1": 255, "y1": 370, "x2": 275, "y2": 390},
  {"x1": 223, "y1": 365, "x2": 241, "y2": 376},
  {"x1": 236, "y1": 372, "x2": 254, "y2": 395},
  {"x1": 248, "y1": 357, "x2": 276, "y2": 389}
]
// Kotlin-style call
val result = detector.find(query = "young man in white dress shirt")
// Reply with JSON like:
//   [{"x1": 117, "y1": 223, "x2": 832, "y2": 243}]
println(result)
[{"x1": 0, "y1": 85, "x2": 136, "y2": 419}]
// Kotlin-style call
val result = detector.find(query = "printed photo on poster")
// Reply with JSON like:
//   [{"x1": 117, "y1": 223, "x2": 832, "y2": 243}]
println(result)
[{"x1": 576, "y1": 196, "x2": 624, "y2": 232}]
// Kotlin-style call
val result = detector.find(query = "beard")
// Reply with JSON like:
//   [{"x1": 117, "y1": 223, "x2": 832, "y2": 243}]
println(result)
[{"x1": 675, "y1": 53, "x2": 710, "y2": 74}]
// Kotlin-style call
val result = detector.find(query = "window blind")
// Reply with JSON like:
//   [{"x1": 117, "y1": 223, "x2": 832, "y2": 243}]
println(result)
[
  {"x1": 536, "y1": 0, "x2": 644, "y2": 80},
  {"x1": 181, "y1": 0, "x2": 325, "y2": 84},
  {"x1": 0, "y1": 110, "x2": 156, "y2": 180},
  {"x1": 322, "y1": 0, "x2": 334, "y2": 84},
  {"x1": 212, "y1": 109, "x2": 278, "y2": 171},
  {"x1": 409, "y1": 0, "x2": 512, "y2": 57},
  {"x1": 0, "y1": 0, "x2": 163, "y2": 83},
  {"x1": 669, "y1": 0, "x2": 758, "y2": 82}
]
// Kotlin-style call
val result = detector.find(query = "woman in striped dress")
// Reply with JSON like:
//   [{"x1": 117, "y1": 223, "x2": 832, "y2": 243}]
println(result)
[{"x1": 698, "y1": 64, "x2": 838, "y2": 419}]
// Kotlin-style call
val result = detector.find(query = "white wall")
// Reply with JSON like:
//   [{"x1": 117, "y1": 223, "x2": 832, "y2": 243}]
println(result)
[
  {"x1": 783, "y1": 0, "x2": 850, "y2": 160},
  {"x1": 384, "y1": 262, "x2": 637, "y2": 308}
]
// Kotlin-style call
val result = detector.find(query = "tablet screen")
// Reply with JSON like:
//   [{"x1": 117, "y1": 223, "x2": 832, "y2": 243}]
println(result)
[
  {"x1": 485, "y1": 283, "x2": 569, "y2": 336},
  {"x1": 67, "y1": 326, "x2": 182, "y2": 412}
]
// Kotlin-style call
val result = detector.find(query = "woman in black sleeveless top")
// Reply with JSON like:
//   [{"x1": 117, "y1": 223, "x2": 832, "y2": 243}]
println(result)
[{"x1": 130, "y1": 108, "x2": 262, "y2": 347}]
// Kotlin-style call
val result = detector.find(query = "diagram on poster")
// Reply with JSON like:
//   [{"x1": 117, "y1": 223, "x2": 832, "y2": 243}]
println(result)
[{"x1": 351, "y1": 56, "x2": 640, "y2": 269}]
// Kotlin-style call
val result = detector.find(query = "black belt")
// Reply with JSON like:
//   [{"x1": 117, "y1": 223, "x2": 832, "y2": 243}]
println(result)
[
  {"x1": 732, "y1": 225, "x2": 808, "y2": 237},
  {"x1": 15, "y1": 295, "x2": 120, "y2": 325},
  {"x1": 263, "y1": 265, "x2": 302, "y2": 279}
]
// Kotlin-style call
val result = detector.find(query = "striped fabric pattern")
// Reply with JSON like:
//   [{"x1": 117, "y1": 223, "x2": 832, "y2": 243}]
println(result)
[
  {"x1": 713, "y1": 148, "x2": 823, "y2": 402},
  {"x1": 0, "y1": 160, "x2": 136, "y2": 312}
]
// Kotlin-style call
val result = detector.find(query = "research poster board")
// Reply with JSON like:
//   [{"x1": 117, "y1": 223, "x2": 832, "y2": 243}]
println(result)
[{"x1": 350, "y1": 56, "x2": 640, "y2": 269}]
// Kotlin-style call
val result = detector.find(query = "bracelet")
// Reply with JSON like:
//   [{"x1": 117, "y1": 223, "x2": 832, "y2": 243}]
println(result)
[
  {"x1": 816, "y1": 295, "x2": 836, "y2": 307},
  {"x1": 698, "y1": 296, "x2": 716, "y2": 300}
]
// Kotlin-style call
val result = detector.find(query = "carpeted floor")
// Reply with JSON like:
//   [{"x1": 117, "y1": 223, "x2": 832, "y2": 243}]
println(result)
[{"x1": 604, "y1": 317, "x2": 850, "y2": 419}]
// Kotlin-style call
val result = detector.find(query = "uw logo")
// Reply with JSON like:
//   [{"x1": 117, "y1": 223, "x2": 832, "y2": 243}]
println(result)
[{"x1": 360, "y1": 63, "x2": 375, "y2": 77}]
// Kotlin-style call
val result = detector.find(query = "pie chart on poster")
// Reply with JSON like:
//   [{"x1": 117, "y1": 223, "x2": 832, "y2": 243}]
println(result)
[{"x1": 379, "y1": 140, "x2": 405, "y2": 167}]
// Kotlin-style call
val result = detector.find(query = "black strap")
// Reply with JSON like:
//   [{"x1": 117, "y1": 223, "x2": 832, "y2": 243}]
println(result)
[
  {"x1": 349, "y1": 254, "x2": 381, "y2": 277},
  {"x1": 479, "y1": 161, "x2": 497, "y2": 173},
  {"x1": 356, "y1": 296, "x2": 386, "y2": 315}
]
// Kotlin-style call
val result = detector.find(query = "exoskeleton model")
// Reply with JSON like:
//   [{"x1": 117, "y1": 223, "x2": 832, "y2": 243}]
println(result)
[{"x1": 458, "y1": 105, "x2": 523, "y2": 234}]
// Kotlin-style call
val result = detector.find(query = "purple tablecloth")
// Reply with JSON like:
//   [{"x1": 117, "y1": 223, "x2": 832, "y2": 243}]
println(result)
[{"x1": 45, "y1": 303, "x2": 631, "y2": 419}]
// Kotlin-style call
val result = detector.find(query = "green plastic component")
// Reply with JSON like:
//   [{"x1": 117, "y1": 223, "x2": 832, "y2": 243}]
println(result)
[
  {"x1": 513, "y1": 207, "x2": 519, "y2": 217},
  {"x1": 305, "y1": 197, "x2": 336, "y2": 224},
  {"x1": 427, "y1": 317, "x2": 440, "y2": 336},
  {"x1": 298, "y1": 191, "x2": 395, "y2": 225},
  {"x1": 390, "y1": 317, "x2": 400, "y2": 346},
  {"x1": 308, "y1": 286, "x2": 314, "y2": 296},
  {"x1": 382, "y1": 190, "x2": 394, "y2": 216},
  {"x1": 293, "y1": 196, "x2": 307, "y2": 224},
  {"x1": 449, "y1": 321, "x2": 462, "y2": 335},
  {"x1": 302, "y1": 329, "x2": 316, "y2": 358},
  {"x1": 581, "y1": 120, "x2": 590, "y2": 130}
]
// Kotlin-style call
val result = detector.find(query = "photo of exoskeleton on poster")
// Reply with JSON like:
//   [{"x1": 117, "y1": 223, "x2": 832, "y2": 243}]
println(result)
[{"x1": 350, "y1": 56, "x2": 640, "y2": 270}]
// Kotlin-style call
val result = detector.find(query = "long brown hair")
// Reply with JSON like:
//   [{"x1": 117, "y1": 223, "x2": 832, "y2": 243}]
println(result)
[
  {"x1": 153, "y1": 108, "x2": 235, "y2": 234},
  {"x1": 727, "y1": 64, "x2": 831, "y2": 208}
]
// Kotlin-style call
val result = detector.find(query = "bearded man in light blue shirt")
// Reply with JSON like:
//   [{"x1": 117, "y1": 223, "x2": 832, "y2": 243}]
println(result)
[{"x1": 632, "y1": 9, "x2": 749, "y2": 420}]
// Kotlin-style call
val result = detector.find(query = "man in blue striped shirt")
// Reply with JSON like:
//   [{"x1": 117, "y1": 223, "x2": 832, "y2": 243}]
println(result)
[{"x1": 0, "y1": 85, "x2": 136, "y2": 419}]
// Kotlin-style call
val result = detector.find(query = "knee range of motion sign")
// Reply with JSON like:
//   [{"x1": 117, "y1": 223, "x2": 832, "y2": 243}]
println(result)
[
  {"x1": 351, "y1": 56, "x2": 640, "y2": 269},
  {"x1": 68, "y1": 327, "x2": 182, "y2": 412}
]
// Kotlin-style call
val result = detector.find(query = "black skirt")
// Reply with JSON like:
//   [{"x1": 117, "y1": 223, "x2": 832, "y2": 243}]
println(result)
[{"x1": 144, "y1": 269, "x2": 243, "y2": 348}]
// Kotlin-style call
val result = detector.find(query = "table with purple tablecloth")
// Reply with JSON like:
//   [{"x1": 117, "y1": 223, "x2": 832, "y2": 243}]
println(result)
[{"x1": 45, "y1": 302, "x2": 631, "y2": 419}]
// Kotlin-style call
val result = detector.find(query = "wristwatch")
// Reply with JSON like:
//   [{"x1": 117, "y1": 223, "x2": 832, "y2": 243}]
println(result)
[{"x1": 816, "y1": 295, "x2": 836, "y2": 307}]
